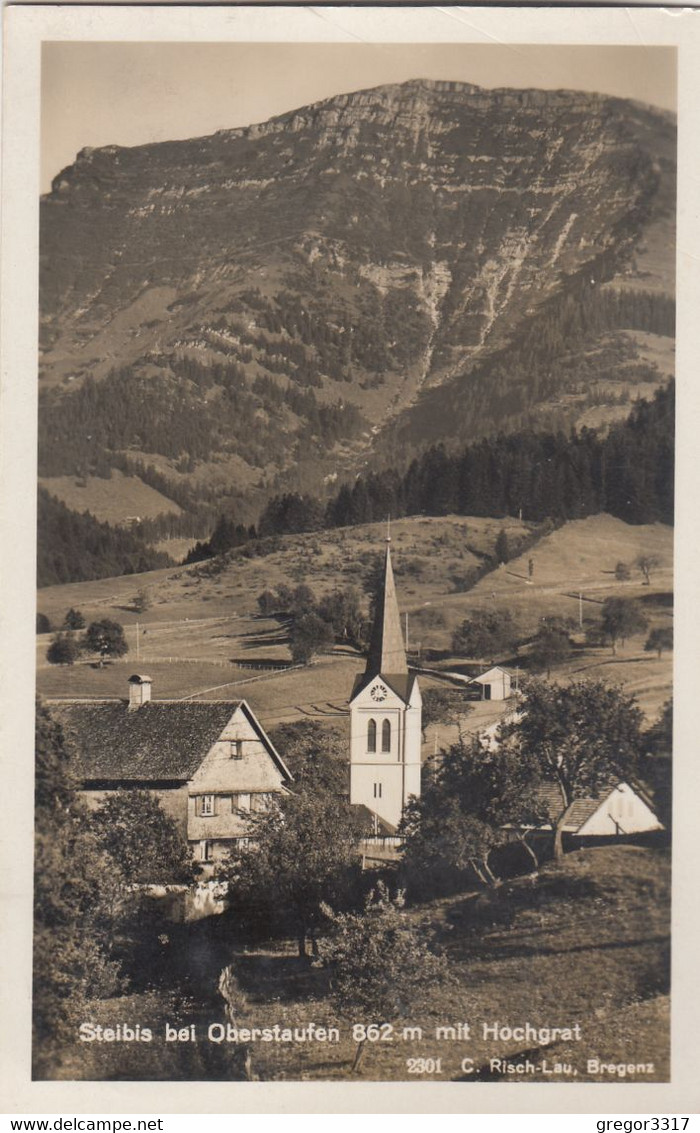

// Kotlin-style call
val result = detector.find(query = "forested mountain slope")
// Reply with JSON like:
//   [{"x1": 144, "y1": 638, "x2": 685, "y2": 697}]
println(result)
[{"x1": 40, "y1": 79, "x2": 675, "y2": 516}]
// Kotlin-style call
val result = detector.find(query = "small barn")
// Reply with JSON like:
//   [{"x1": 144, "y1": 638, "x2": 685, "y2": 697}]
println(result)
[
  {"x1": 526, "y1": 781, "x2": 664, "y2": 847},
  {"x1": 471, "y1": 666, "x2": 512, "y2": 701},
  {"x1": 561, "y1": 782, "x2": 663, "y2": 841}
]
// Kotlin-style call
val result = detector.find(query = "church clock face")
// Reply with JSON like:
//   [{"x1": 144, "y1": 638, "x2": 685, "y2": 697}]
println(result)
[{"x1": 370, "y1": 683, "x2": 388, "y2": 702}]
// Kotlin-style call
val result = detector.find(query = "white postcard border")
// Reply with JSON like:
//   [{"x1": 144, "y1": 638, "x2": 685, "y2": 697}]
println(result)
[{"x1": 2, "y1": 4, "x2": 699, "y2": 1114}]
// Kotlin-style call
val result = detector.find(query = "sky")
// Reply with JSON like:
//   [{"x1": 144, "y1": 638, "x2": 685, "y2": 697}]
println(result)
[{"x1": 41, "y1": 41, "x2": 676, "y2": 193}]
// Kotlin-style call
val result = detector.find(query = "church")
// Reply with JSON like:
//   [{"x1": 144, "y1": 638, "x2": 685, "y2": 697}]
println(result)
[{"x1": 349, "y1": 535, "x2": 422, "y2": 832}]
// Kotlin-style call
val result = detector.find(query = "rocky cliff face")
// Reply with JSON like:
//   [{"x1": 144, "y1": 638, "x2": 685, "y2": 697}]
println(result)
[{"x1": 39, "y1": 79, "x2": 675, "y2": 502}]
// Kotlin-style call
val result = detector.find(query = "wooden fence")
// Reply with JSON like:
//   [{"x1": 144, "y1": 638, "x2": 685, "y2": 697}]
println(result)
[{"x1": 116, "y1": 655, "x2": 294, "y2": 672}]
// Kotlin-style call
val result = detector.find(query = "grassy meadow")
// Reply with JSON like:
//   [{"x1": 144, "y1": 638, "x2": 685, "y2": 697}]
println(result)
[
  {"x1": 39, "y1": 469, "x2": 182, "y2": 524},
  {"x1": 37, "y1": 512, "x2": 673, "y2": 722}
]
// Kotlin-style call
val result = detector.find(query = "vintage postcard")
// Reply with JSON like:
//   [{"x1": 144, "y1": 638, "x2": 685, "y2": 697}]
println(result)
[{"x1": 1, "y1": 3, "x2": 699, "y2": 1114}]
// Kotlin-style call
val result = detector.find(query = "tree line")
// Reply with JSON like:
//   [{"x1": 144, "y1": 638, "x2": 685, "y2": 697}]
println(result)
[
  {"x1": 255, "y1": 382, "x2": 674, "y2": 539},
  {"x1": 183, "y1": 381, "x2": 673, "y2": 571},
  {"x1": 37, "y1": 490, "x2": 172, "y2": 588},
  {"x1": 37, "y1": 380, "x2": 673, "y2": 588}
]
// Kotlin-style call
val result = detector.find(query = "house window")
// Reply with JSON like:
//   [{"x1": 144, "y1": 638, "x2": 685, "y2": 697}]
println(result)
[
  {"x1": 200, "y1": 840, "x2": 213, "y2": 862},
  {"x1": 230, "y1": 740, "x2": 244, "y2": 759},
  {"x1": 367, "y1": 719, "x2": 377, "y2": 753},
  {"x1": 238, "y1": 793, "x2": 251, "y2": 812},
  {"x1": 200, "y1": 794, "x2": 215, "y2": 817},
  {"x1": 381, "y1": 719, "x2": 391, "y2": 753},
  {"x1": 373, "y1": 782, "x2": 382, "y2": 799}
]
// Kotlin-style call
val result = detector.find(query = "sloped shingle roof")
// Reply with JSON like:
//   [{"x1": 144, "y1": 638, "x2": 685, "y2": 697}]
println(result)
[
  {"x1": 560, "y1": 797, "x2": 601, "y2": 831},
  {"x1": 530, "y1": 782, "x2": 658, "y2": 833},
  {"x1": 526, "y1": 784, "x2": 601, "y2": 830},
  {"x1": 53, "y1": 700, "x2": 240, "y2": 781},
  {"x1": 532, "y1": 783, "x2": 566, "y2": 824},
  {"x1": 472, "y1": 666, "x2": 511, "y2": 685}
]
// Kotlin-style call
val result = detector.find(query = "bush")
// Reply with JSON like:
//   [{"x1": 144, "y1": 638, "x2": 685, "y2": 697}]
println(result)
[
  {"x1": 600, "y1": 598, "x2": 649, "y2": 655},
  {"x1": 645, "y1": 626, "x2": 673, "y2": 658},
  {"x1": 452, "y1": 608, "x2": 518, "y2": 660},
  {"x1": 131, "y1": 590, "x2": 151, "y2": 614},
  {"x1": 257, "y1": 589, "x2": 278, "y2": 616},
  {"x1": 495, "y1": 529, "x2": 510, "y2": 563},
  {"x1": 528, "y1": 626, "x2": 573, "y2": 677},
  {"x1": 289, "y1": 613, "x2": 335, "y2": 665},
  {"x1": 46, "y1": 631, "x2": 80, "y2": 666},
  {"x1": 320, "y1": 882, "x2": 449, "y2": 1070}
]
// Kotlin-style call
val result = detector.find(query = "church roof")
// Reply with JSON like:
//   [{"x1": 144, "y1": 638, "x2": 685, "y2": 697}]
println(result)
[
  {"x1": 472, "y1": 666, "x2": 511, "y2": 685},
  {"x1": 351, "y1": 671, "x2": 419, "y2": 705},
  {"x1": 364, "y1": 541, "x2": 408, "y2": 679}
]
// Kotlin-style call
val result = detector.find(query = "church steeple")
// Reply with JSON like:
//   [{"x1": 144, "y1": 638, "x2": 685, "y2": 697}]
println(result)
[
  {"x1": 349, "y1": 524, "x2": 421, "y2": 832},
  {"x1": 365, "y1": 534, "x2": 407, "y2": 677}
]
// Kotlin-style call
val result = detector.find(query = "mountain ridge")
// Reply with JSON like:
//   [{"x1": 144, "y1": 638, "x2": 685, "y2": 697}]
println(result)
[
  {"x1": 39, "y1": 77, "x2": 675, "y2": 523},
  {"x1": 47, "y1": 77, "x2": 675, "y2": 183}
]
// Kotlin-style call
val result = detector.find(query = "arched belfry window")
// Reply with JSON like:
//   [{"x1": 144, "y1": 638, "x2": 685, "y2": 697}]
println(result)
[
  {"x1": 367, "y1": 719, "x2": 377, "y2": 753},
  {"x1": 381, "y1": 719, "x2": 391, "y2": 753}
]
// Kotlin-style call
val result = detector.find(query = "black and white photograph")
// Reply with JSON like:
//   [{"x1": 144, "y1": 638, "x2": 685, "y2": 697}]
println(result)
[{"x1": 2, "y1": 3, "x2": 698, "y2": 1109}]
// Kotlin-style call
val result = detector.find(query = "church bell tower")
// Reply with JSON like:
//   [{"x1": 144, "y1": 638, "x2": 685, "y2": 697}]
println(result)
[{"x1": 349, "y1": 533, "x2": 422, "y2": 831}]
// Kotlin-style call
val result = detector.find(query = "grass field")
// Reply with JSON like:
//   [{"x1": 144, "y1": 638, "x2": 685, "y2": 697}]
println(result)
[
  {"x1": 40, "y1": 469, "x2": 182, "y2": 523},
  {"x1": 55, "y1": 844, "x2": 670, "y2": 1082},
  {"x1": 37, "y1": 512, "x2": 672, "y2": 723},
  {"x1": 36, "y1": 513, "x2": 529, "y2": 625}
]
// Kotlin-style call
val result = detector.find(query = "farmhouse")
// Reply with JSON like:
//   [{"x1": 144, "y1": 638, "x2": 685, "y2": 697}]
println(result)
[
  {"x1": 50, "y1": 676, "x2": 293, "y2": 866},
  {"x1": 349, "y1": 536, "x2": 422, "y2": 831}
]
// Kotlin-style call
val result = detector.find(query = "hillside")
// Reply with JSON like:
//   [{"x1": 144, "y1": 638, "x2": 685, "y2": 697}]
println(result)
[
  {"x1": 39, "y1": 79, "x2": 675, "y2": 518},
  {"x1": 52, "y1": 844, "x2": 671, "y2": 1082},
  {"x1": 40, "y1": 468, "x2": 182, "y2": 525},
  {"x1": 37, "y1": 512, "x2": 672, "y2": 722}
]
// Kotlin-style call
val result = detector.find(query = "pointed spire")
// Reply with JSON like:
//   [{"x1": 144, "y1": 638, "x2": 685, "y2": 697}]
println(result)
[{"x1": 365, "y1": 538, "x2": 408, "y2": 677}]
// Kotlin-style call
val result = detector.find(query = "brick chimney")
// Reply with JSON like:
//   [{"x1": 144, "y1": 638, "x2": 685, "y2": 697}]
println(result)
[{"x1": 128, "y1": 674, "x2": 152, "y2": 710}]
